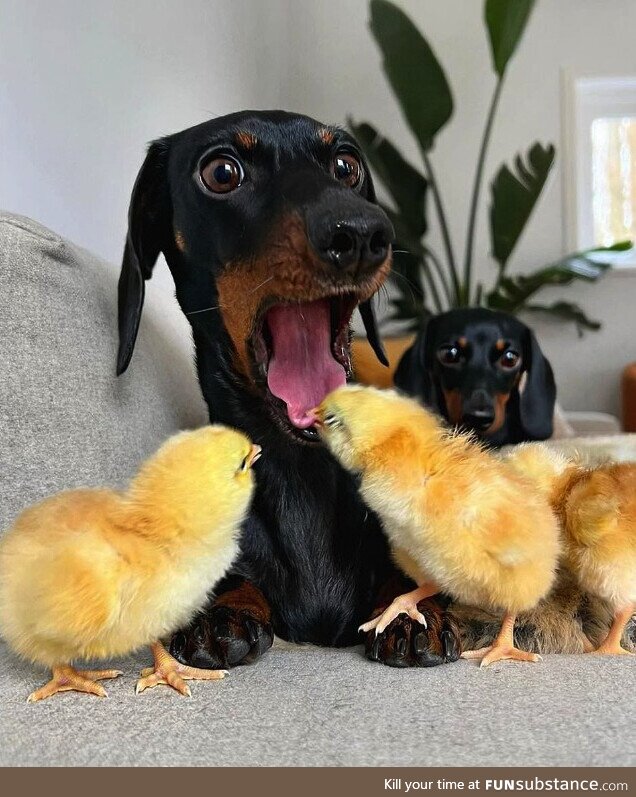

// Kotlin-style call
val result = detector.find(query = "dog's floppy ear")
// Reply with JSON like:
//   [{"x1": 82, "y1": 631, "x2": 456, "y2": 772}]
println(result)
[
  {"x1": 358, "y1": 298, "x2": 389, "y2": 367},
  {"x1": 518, "y1": 328, "x2": 556, "y2": 439},
  {"x1": 117, "y1": 139, "x2": 170, "y2": 375},
  {"x1": 393, "y1": 315, "x2": 438, "y2": 406},
  {"x1": 356, "y1": 164, "x2": 390, "y2": 366}
]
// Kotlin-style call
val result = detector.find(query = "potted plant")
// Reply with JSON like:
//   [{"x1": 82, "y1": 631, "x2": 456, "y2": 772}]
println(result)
[{"x1": 351, "y1": 0, "x2": 630, "y2": 386}]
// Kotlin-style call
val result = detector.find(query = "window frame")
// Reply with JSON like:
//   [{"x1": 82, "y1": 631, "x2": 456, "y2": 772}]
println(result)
[{"x1": 562, "y1": 72, "x2": 636, "y2": 271}]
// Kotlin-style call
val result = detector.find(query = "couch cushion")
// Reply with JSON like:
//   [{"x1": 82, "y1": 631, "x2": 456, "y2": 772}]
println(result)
[
  {"x1": 0, "y1": 212, "x2": 207, "y2": 531},
  {"x1": 1, "y1": 639, "x2": 634, "y2": 766}
]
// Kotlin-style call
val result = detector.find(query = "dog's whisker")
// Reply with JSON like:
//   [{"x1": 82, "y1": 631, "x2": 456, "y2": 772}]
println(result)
[
  {"x1": 248, "y1": 274, "x2": 275, "y2": 294},
  {"x1": 390, "y1": 269, "x2": 419, "y2": 305},
  {"x1": 186, "y1": 275, "x2": 276, "y2": 315},
  {"x1": 185, "y1": 304, "x2": 222, "y2": 316}
]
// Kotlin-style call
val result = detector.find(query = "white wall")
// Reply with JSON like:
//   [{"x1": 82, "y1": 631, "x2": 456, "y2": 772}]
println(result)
[
  {"x1": 0, "y1": 0, "x2": 286, "y2": 273},
  {"x1": 2, "y1": 0, "x2": 634, "y2": 414},
  {"x1": 0, "y1": 0, "x2": 288, "y2": 360}
]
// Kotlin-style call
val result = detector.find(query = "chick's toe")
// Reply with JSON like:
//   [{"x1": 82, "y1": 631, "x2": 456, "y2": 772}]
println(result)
[
  {"x1": 359, "y1": 584, "x2": 438, "y2": 636},
  {"x1": 461, "y1": 613, "x2": 542, "y2": 668},
  {"x1": 136, "y1": 641, "x2": 228, "y2": 697},
  {"x1": 27, "y1": 666, "x2": 122, "y2": 703}
]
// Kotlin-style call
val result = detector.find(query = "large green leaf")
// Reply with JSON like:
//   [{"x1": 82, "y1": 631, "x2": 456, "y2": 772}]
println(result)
[
  {"x1": 388, "y1": 293, "x2": 430, "y2": 331},
  {"x1": 485, "y1": 0, "x2": 536, "y2": 77},
  {"x1": 523, "y1": 301, "x2": 601, "y2": 337},
  {"x1": 490, "y1": 142, "x2": 556, "y2": 268},
  {"x1": 381, "y1": 204, "x2": 425, "y2": 257},
  {"x1": 349, "y1": 120, "x2": 428, "y2": 235},
  {"x1": 486, "y1": 243, "x2": 625, "y2": 313},
  {"x1": 369, "y1": 0, "x2": 453, "y2": 152}
]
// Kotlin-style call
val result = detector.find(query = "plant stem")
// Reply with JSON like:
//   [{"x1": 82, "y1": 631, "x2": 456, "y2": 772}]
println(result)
[
  {"x1": 463, "y1": 77, "x2": 504, "y2": 305},
  {"x1": 421, "y1": 257, "x2": 443, "y2": 314},
  {"x1": 420, "y1": 150, "x2": 460, "y2": 305},
  {"x1": 422, "y1": 244, "x2": 452, "y2": 307}
]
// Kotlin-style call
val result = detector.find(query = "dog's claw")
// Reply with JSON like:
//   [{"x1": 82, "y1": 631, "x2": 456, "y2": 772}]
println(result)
[
  {"x1": 364, "y1": 600, "x2": 461, "y2": 668},
  {"x1": 170, "y1": 602, "x2": 274, "y2": 669}
]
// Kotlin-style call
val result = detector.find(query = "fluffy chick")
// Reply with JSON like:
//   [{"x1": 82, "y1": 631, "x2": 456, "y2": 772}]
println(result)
[
  {"x1": 0, "y1": 426, "x2": 260, "y2": 701},
  {"x1": 314, "y1": 385, "x2": 561, "y2": 667},
  {"x1": 505, "y1": 444, "x2": 636, "y2": 655}
]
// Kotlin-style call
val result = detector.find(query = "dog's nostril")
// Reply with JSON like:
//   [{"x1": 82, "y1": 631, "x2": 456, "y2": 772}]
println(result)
[
  {"x1": 369, "y1": 230, "x2": 388, "y2": 254},
  {"x1": 463, "y1": 410, "x2": 496, "y2": 432},
  {"x1": 329, "y1": 230, "x2": 356, "y2": 256}
]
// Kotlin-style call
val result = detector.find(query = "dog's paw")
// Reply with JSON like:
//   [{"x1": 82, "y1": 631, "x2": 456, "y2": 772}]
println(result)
[
  {"x1": 364, "y1": 600, "x2": 461, "y2": 668},
  {"x1": 170, "y1": 605, "x2": 274, "y2": 669}
]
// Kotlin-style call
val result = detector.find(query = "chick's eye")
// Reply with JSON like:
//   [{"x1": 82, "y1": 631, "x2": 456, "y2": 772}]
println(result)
[
  {"x1": 499, "y1": 350, "x2": 520, "y2": 369},
  {"x1": 332, "y1": 152, "x2": 362, "y2": 188},
  {"x1": 324, "y1": 413, "x2": 341, "y2": 427},
  {"x1": 438, "y1": 345, "x2": 462, "y2": 365},
  {"x1": 200, "y1": 155, "x2": 243, "y2": 194}
]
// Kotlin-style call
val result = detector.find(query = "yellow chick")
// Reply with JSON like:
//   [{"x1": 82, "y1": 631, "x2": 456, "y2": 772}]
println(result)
[
  {"x1": 504, "y1": 444, "x2": 636, "y2": 656},
  {"x1": 0, "y1": 426, "x2": 260, "y2": 701},
  {"x1": 313, "y1": 385, "x2": 561, "y2": 667}
]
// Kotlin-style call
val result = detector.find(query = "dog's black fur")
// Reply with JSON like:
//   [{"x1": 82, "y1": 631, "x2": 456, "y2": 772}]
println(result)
[
  {"x1": 117, "y1": 111, "x2": 461, "y2": 669},
  {"x1": 394, "y1": 308, "x2": 556, "y2": 447}
]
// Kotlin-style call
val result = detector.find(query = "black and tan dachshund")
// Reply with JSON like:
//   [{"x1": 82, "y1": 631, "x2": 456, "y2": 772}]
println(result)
[
  {"x1": 117, "y1": 111, "x2": 461, "y2": 669},
  {"x1": 394, "y1": 308, "x2": 556, "y2": 447}
]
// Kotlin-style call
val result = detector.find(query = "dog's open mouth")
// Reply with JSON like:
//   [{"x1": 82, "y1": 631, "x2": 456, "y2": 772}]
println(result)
[{"x1": 251, "y1": 294, "x2": 358, "y2": 440}]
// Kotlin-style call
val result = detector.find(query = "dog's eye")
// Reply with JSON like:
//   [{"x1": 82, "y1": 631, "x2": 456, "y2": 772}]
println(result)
[
  {"x1": 332, "y1": 152, "x2": 363, "y2": 188},
  {"x1": 499, "y1": 350, "x2": 521, "y2": 369},
  {"x1": 437, "y1": 345, "x2": 462, "y2": 365},
  {"x1": 200, "y1": 156, "x2": 244, "y2": 194}
]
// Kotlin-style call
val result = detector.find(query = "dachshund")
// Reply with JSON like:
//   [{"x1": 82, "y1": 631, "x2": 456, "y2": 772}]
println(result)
[
  {"x1": 394, "y1": 308, "x2": 556, "y2": 447},
  {"x1": 117, "y1": 111, "x2": 461, "y2": 669}
]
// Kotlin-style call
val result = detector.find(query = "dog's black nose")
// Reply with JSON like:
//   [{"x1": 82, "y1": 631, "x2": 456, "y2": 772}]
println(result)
[
  {"x1": 462, "y1": 389, "x2": 496, "y2": 432},
  {"x1": 321, "y1": 220, "x2": 391, "y2": 271},
  {"x1": 306, "y1": 199, "x2": 393, "y2": 274},
  {"x1": 462, "y1": 408, "x2": 496, "y2": 433}
]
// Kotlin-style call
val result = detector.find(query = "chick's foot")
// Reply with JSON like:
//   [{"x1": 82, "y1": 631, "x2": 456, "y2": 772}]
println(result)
[
  {"x1": 365, "y1": 599, "x2": 461, "y2": 668},
  {"x1": 461, "y1": 612, "x2": 541, "y2": 668},
  {"x1": 136, "y1": 641, "x2": 228, "y2": 697},
  {"x1": 591, "y1": 604, "x2": 635, "y2": 656},
  {"x1": 359, "y1": 583, "x2": 439, "y2": 636},
  {"x1": 27, "y1": 666, "x2": 122, "y2": 703}
]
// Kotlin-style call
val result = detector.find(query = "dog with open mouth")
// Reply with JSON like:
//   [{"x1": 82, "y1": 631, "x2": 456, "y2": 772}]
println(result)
[{"x1": 117, "y1": 111, "x2": 461, "y2": 669}]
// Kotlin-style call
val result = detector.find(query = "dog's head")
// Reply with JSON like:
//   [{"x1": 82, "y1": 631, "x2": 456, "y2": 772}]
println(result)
[
  {"x1": 117, "y1": 111, "x2": 393, "y2": 442},
  {"x1": 394, "y1": 308, "x2": 556, "y2": 443}
]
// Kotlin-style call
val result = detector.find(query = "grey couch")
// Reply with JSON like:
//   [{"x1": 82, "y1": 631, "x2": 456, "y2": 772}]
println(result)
[{"x1": 1, "y1": 212, "x2": 634, "y2": 767}]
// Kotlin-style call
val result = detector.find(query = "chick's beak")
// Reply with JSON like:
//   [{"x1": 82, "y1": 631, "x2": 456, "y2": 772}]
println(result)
[
  {"x1": 247, "y1": 444, "x2": 262, "y2": 467},
  {"x1": 309, "y1": 407, "x2": 323, "y2": 429}
]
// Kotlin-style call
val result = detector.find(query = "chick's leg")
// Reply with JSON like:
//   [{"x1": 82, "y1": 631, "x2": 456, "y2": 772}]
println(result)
[
  {"x1": 136, "y1": 641, "x2": 228, "y2": 697},
  {"x1": 27, "y1": 665, "x2": 123, "y2": 703},
  {"x1": 359, "y1": 582, "x2": 440, "y2": 636},
  {"x1": 592, "y1": 603, "x2": 635, "y2": 656},
  {"x1": 461, "y1": 613, "x2": 542, "y2": 668}
]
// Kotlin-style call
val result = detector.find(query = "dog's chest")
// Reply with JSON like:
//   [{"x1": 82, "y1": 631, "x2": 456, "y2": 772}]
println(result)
[{"x1": 241, "y1": 456, "x2": 392, "y2": 643}]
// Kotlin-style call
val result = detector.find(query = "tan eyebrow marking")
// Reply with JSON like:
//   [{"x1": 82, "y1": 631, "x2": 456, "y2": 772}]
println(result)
[
  {"x1": 458, "y1": 336, "x2": 468, "y2": 348},
  {"x1": 495, "y1": 338, "x2": 506, "y2": 351},
  {"x1": 234, "y1": 131, "x2": 257, "y2": 150},
  {"x1": 174, "y1": 229, "x2": 187, "y2": 253},
  {"x1": 318, "y1": 127, "x2": 335, "y2": 145}
]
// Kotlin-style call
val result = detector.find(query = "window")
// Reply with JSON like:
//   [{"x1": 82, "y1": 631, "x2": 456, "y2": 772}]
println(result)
[{"x1": 563, "y1": 75, "x2": 636, "y2": 268}]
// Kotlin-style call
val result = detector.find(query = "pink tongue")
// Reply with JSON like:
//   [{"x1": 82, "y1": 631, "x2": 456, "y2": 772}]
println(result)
[{"x1": 266, "y1": 300, "x2": 346, "y2": 429}]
